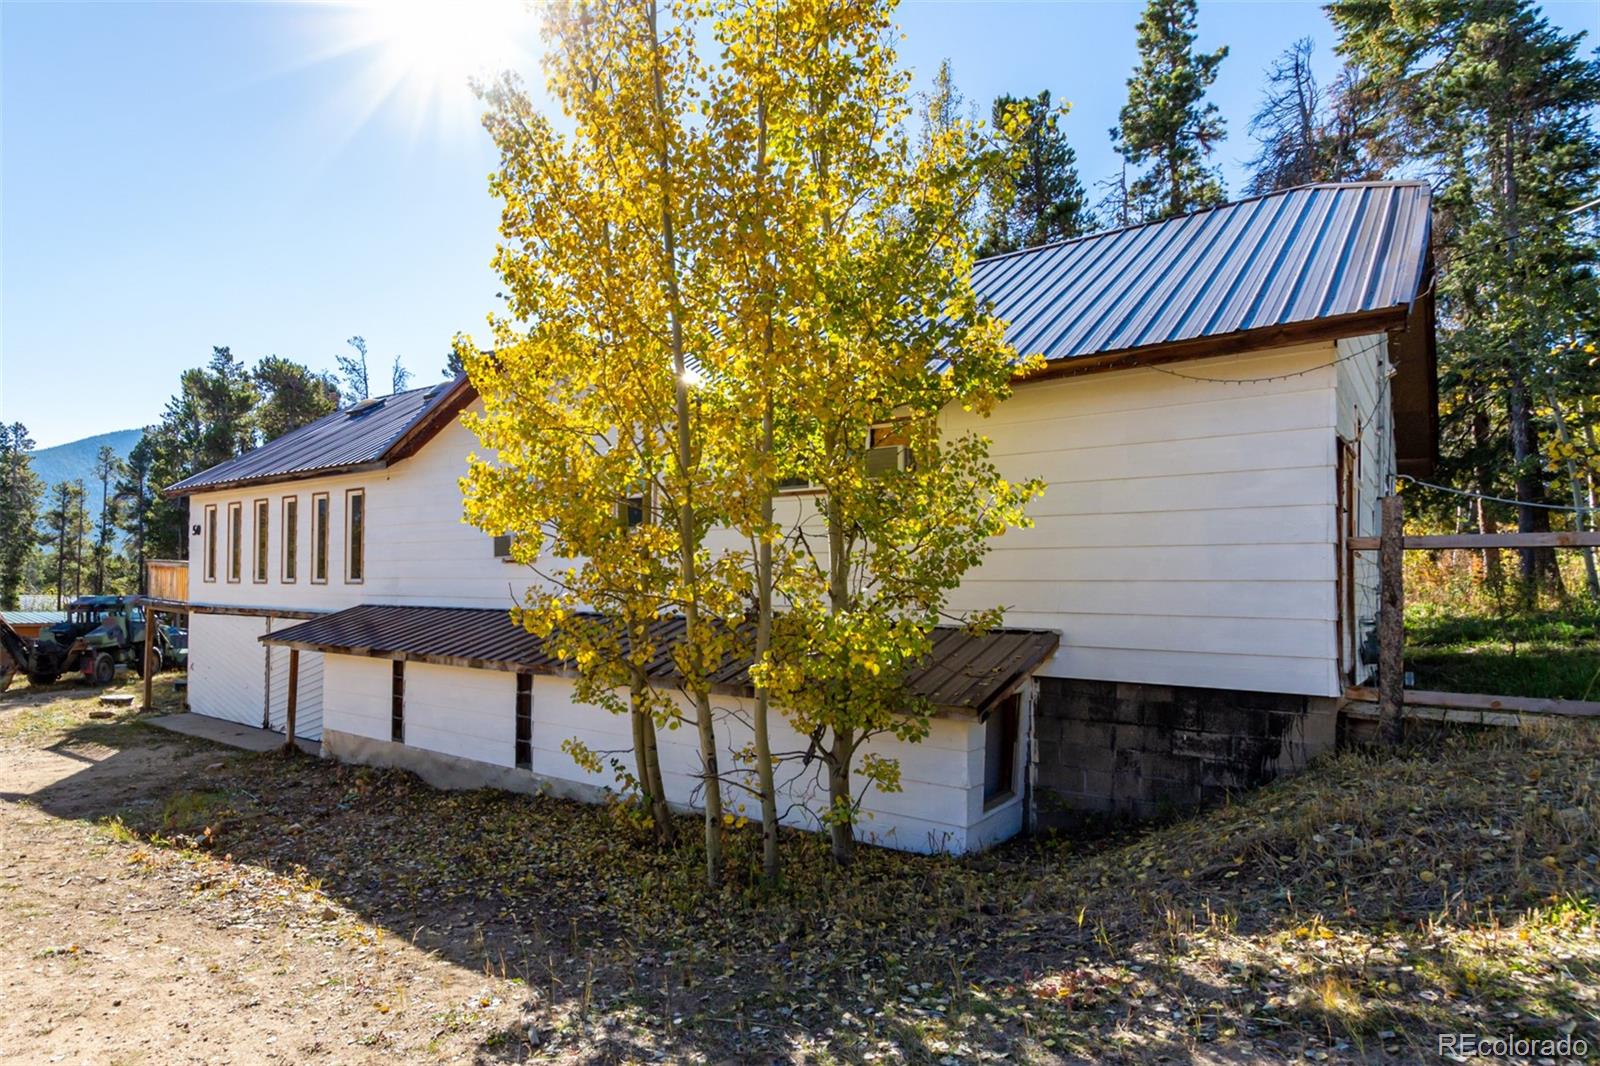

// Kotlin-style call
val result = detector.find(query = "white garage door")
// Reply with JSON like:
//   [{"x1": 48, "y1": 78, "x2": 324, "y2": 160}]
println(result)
[{"x1": 188, "y1": 613, "x2": 269, "y2": 727}]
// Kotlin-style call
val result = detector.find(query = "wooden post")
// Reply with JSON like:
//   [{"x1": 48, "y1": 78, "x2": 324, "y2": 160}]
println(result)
[
  {"x1": 283, "y1": 648, "x2": 299, "y2": 754},
  {"x1": 142, "y1": 610, "x2": 157, "y2": 711},
  {"x1": 1378, "y1": 494, "x2": 1405, "y2": 745}
]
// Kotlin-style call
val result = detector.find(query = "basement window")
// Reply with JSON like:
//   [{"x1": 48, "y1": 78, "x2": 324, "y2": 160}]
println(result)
[
  {"x1": 203, "y1": 505, "x2": 217, "y2": 582},
  {"x1": 515, "y1": 673, "x2": 532, "y2": 770},
  {"x1": 226, "y1": 502, "x2": 242, "y2": 583},
  {"x1": 391, "y1": 660, "x2": 405, "y2": 743},
  {"x1": 253, "y1": 499, "x2": 269, "y2": 583},
  {"x1": 311, "y1": 493, "x2": 329, "y2": 584},
  {"x1": 983, "y1": 693, "x2": 1021, "y2": 808}
]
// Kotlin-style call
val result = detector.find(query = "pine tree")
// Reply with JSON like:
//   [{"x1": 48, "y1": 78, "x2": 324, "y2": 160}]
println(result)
[
  {"x1": 253, "y1": 356, "x2": 340, "y2": 441},
  {"x1": 138, "y1": 347, "x2": 261, "y2": 560},
  {"x1": 917, "y1": 59, "x2": 969, "y2": 151},
  {"x1": 980, "y1": 91, "x2": 1094, "y2": 256},
  {"x1": 1245, "y1": 38, "x2": 1390, "y2": 194},
  {"x1": 1334, "y1": 0, "x2": 1600, "y2": 590},
  {"x1": 1112, "y1": 0, "x2": 1228, "y2": 220},
  {"x1": 336, "y1": 336, "x2": 370, "y2": 405},
  {"x1": 42, "y1": 481, "x2": 90, "y2": 607},
  {"x1": 91, "y1": 446, "x2": 123, "y2": 594},
  {"x1": 115, "y1": 438, "x2": 155, "y2": 594},
  {"x1": 0, "y1": 423, "x2": 42, "y2": 610}
]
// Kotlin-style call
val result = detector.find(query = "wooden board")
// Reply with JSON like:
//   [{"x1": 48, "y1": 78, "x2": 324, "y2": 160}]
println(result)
[
  {"x1": 1350, "y1": 531, "x2": 1600, "y2": 551},
  {"x1": 1345, "y1": 686, "x2": 1600, "y2": 718}
]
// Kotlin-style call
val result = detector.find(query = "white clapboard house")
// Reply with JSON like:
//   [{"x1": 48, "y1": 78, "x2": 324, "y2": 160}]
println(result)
[{"x1": 161, "y1": 182, "x2": 1436, "y2": 854}]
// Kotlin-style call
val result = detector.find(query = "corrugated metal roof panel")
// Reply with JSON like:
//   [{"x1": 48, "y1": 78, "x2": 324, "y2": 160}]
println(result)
[
  {"x1": 264, "y1": 604, "x2": 1059, "y2": 714},
  {"x1": 2, "y1": 611, "x2": 68, "y2": 627},
  {"x1": 166, "y1": 376, "x2": 468, "y2": 495},
  {"x1": 171, "y1": 184, "x2": 1428, "y2": 498},
  {"x1": 970, "y1": 181, "x2": 1431, "y2": 364}
]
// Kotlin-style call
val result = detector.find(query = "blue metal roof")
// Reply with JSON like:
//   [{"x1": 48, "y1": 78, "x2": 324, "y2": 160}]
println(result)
[
  {"x1": 168, "y1": 184, "x2": 1430, "y2": 497},
  {"x1": 166, "y1": 377, "x2": 470, "y2": 495},
  {"x1": 970, "y1": 181, "x2": 1431, "y2": 364}
]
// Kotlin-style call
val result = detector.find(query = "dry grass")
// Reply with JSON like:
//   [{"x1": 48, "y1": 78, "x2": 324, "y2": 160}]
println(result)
[
  {"x1": 1404, "y1": 551, "x2": 1600, "y2": 701},
  {"x1": 3, "y1": 680, "x2": 1597, "y2": 1063}
]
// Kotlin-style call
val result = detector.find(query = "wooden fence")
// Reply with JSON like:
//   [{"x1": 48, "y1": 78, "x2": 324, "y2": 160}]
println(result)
[{"x1": 1347, "y1": 496, "x2": 1600, "y2": 741}]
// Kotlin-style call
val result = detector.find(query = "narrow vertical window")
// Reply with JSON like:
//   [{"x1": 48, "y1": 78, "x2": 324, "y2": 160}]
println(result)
[
  {"x1": 983, "y1": 693, "x2": 1021, "y2": 806},
  {"x1": 311, "y1": 492, "x2": 329, "y2": 584},
  {"x1": 619, "y1": 491, "x2": 647, "y2": 529},
  {"x1": 226, "y1": 502, "x2": 242, "y2": 583},
  {"x1": 391, "y1": 660, "x2": 405, "y2": 743},
  {"x1": 203, "y1": 505, "x2": 217, "y2": 582},
  {"x1": 345, "y1": 488, "x2": 365, "y2": 583},
  {"x1": 282, "y1": 497, "x2": 298, "y2": 583},
  {"x1": 514, "y1": 673, "x2": 532, "y2": 770},
  {"x1": 253, "y1": 499, "x2": 269, "y2": 583}
]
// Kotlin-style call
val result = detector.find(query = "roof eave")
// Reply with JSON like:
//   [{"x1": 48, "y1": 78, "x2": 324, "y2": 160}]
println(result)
[
  {"x1": 1013, "y1": 303, "x2": 1412, "y2": 385},
  {"x1": 163, "y1": 458, "x2": 392, "y2": 500},
  {"x1": 162, "y1": 376, "x2": 480, "y2": 500}
]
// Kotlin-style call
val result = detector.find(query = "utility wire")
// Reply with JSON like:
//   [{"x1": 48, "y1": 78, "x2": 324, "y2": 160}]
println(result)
[
  {"x1": 1140, "y1": 334, "x2": 1384, "y2": 386},
  {"x1": 1396, "y1": 473, "x2": 1592, "y2": 513}
]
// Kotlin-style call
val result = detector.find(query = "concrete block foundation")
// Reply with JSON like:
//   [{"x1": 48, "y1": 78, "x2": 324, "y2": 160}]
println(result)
[{"x1": 1033, "y1": 678, "x2": 1339, "y2": 827}]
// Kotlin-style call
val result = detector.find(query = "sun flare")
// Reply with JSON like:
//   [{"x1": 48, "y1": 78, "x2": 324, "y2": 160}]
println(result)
[
  {"x1": 332, "y1": 0, "x2": 534, "y2": 138},
  {"x1": 363, "y1": 0, "x2": 529, "y2": 91}
]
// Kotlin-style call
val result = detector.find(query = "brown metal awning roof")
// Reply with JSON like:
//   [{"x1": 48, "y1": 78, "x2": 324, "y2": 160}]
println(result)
[{"x1": 262, "y1": 604, "x2": 1059, "y2": 715}]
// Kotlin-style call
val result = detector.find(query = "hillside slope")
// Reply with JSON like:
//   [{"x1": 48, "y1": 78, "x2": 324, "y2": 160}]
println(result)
[{"x1": 28, "y1": 428, "x2": 143, "y2": 518}]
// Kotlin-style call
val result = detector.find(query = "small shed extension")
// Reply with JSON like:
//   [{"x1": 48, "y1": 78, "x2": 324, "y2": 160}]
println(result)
[{"x1": 263, "y1": 605, "x2": 1061, "y2": 854}]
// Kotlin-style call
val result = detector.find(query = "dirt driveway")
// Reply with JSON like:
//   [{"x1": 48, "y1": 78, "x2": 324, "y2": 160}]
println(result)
[
  {"x1": 0, "y1": 680, "x2": 531, "y2": 1065},
  {"x1": 5, "y1": 676, "x2": 1597, "y2": 1066}
]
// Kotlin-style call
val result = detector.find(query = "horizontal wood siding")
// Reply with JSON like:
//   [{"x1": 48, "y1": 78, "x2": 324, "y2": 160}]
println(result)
[
  {"x1": 188, "y1": 342, "x2": 1375, "y2": 721},
  {"x1": 319, "y1": 654, "x2": 1004, "y2": 855},
  {"x1": 943, "y1": 343, "x2": 1345, "y2": 698}
]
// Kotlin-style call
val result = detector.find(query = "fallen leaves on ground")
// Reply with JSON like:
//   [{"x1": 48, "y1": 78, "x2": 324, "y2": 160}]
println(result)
[{"x1": 4, "y1": 680, "x2": 1597, "y2": 1063}]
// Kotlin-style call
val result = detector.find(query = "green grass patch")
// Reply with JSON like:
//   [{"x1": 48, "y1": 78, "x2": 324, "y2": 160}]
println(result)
[{"x1": 1405, "y1": 602, "x2": 1600, "y2": 700}]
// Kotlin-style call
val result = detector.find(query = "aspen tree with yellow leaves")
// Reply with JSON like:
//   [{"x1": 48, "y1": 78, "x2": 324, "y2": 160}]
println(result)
[{"x1": 460, "y1": 0, "x2": 1042, "y2": 881}]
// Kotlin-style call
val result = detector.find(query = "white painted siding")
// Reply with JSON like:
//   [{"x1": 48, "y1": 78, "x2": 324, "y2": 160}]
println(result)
[
  {"x1": 266, "y1": 618, "x2": 324, "y2": 741},
  {"x1": 1334, "y1": 334, "x2": 1393, "y2": 684},
  {"x1": 320, "y1": 655, "x2": 1013, "y2": 855},
  {"x1": 186, "y1": 339, "x2": 1396, "y2": 735},
  {"x1": 188, "y1": 614, "x2": 269, "y2": 727},
  {"x1": 944, "y1": 342, "x2": 1345, "y2": 697},
  {"x1": 184, "y1": 411, "x2": 557, "y2": 615}
]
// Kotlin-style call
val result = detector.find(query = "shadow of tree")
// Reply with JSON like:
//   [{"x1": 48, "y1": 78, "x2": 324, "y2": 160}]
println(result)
[{"x1": 5, "y1": 693, "x2": 1597, "y2": 1064}]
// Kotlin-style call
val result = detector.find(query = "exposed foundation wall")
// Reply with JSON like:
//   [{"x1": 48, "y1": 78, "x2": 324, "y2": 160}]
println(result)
[
  {"x1": 1032, "y1": 677, "x2": 1338, "y2": 826},
  {"x1": 321, "y1": 654, "x2": 1030, "y2": 855}
]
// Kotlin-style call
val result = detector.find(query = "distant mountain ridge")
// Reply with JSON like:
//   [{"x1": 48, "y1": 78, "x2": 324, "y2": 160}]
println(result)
[{"x1": 28, "y1": 428, "x2": 144, "y2": 519}]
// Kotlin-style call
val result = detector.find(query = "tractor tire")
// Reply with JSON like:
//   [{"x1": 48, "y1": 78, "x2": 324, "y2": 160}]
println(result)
[
  {"x1": 135, "y1": 648, "x2": 159, "y2": 678},
  {"x1": 27, "y1": 672, "x2": 60, "y2": 687},
  {"x1": 92, "y1": 654, "x2": 115, "y2": 686}
]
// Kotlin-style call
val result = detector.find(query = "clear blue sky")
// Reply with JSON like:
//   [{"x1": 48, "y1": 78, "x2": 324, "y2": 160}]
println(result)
[{"x1": 4, "y1": 1, "x2": 1597, "y2": 448}]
